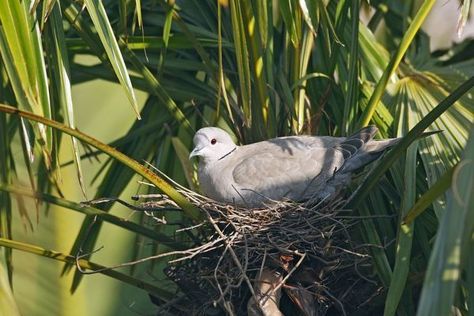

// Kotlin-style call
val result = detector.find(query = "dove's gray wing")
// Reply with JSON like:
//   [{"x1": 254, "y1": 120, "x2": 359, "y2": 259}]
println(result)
[
  {"x1": 230, "y1": 126, "x2": 399, "y2": 204},
  {"x1": 231, "y1": 141, "x2": 345, "y2": 203}
]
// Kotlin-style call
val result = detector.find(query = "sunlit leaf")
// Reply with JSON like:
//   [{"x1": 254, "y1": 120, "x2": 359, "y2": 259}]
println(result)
[
  {"x1": 83, "y1": 0, "x2": 141, "y2": 118},
  {"x1": 359, "y1": 0, "x2": 436, "y2": 127},
  {"x1": 46, "y1": 4, "x2": 86, "y2": 197}
]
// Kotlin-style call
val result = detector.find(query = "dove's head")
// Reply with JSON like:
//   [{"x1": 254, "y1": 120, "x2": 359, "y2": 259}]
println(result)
[{"x1": 189, "y1": 127, "x2": 237, "y2": 162}]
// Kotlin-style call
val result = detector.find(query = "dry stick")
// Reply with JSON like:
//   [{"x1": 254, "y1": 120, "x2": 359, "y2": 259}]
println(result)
[
  {"x1": 257, "y1": 249, "x2": 268, "y2": 282},
  {"x1": 76, "y1": 236, "x2": 226, "y2": 274},
  {"x1": 175, "y1": 222, "x2": 205, "y2": 232},
  {"x1": 168, "y1": 242, "x2": 225, "y2": 264},
  {"x1": 132, "y1": 193, "x2": 165, "y2": 200},
  {"x1": 213, "y1": 234, "x2": 238, "y2": 316},
  {"x1": 354, "y1": 259, "x2": 378, "y2": 285},
  {"x1": 322, "y1": 287, "x2": 347, "y2": 316},
  {"x1": 331, "y1": 245, "x2": 369, "y2": 258},
  {"x1": 81, "y1": 197, "x2": 170, "y2": 223},
  {"x1": 143, "y1": 160, "x2": 190, "y2": 192},
  {"x1": 339, "y1": 278, "x2": 360, "y2": 302},
  {"x1": 75, "y1": 215, "x2": 105, "y2": 269}
]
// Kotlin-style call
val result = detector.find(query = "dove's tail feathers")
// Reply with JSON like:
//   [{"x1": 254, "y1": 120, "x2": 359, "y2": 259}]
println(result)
[
  {"x1": 339, "y1": 125, "x2": 400, "y2": 173},
  {"x1": 339, "y1": 128, "x2": 442, "y2": 173},
  {"x1": 348, "y1": 125, "x2": 379, "y2": 142},
  {"x1": 336, "y1": 126, "x2": 378, "y2": 160},
  {"x1": 338, "y1": 137, "x2": 399, "y2": 173}
]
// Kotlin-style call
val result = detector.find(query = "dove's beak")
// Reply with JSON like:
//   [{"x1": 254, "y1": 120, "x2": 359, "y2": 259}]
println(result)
[{"x1": 189, "y1": 147, "x2": 202, "y2": 159}]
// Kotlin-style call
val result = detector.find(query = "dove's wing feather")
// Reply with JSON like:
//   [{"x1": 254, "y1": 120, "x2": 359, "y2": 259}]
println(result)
[
  {"x1": 232, "y1": 152, "x2": 310, "y2": 200},
  {"x1": 231, "y1": 139, "x2": 345, "y2": 203}
]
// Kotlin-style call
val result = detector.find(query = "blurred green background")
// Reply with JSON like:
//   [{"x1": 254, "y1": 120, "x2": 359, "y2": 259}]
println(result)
[{"x1": 12, "y1": 77, "x2": 152, "y2": 315}]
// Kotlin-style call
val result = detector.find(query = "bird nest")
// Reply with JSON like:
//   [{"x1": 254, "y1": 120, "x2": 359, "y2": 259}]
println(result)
[{"x1": 134, "y1": 187, "x2": 384, "y2": 316}]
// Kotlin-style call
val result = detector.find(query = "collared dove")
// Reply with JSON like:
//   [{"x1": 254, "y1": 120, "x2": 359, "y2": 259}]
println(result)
[{"x1": 189, "y1": 126, "x2": 399, "y2": 207}]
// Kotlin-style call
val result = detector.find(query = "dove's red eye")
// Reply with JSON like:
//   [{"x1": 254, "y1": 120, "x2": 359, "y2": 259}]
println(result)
[{"x1": 211, "y1": 138, "x2": 217, "y2": 145}]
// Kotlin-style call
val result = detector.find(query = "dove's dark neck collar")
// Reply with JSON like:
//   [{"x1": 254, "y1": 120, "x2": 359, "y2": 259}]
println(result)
[{"x1": 218, "y1": 147, "x2": 237, "y2": 161}]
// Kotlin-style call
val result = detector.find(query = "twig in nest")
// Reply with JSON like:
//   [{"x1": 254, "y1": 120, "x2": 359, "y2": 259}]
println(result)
[
  {"x1": 213, "y1": 234, "x2": 240, "y2": 315},
  {"x1": 76, "y1": 235, "x2": 227, "y2": 274},
  {"x1": 205, "y1": 211, "x2": 259, "y2": 307},
  {"x1": 81, "y1": 197, "x2": 175, "y2": 224}
]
